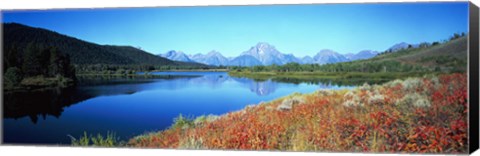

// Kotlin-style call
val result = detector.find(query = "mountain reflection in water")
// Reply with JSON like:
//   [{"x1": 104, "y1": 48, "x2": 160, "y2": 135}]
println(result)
[{"x1": 3, "y1": 72, "x2": 379, "y2": 124}]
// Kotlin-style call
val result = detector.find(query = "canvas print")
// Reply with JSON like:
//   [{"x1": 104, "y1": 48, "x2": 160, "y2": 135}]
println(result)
[{"x1": 1, "y1": 2, "x2": 475, "y2": 154}]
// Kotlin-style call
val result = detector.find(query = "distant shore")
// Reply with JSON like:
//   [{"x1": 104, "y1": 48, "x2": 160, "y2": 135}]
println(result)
[
  {"x1": 77, "y1": 69, "x2": 229, "y2": 76},
  {"x1": 152, "y1": 69, "x2": 229, "y2": 72},
  {"x1": 227, "y1": 71, "x2": 438, "y2": 80},
  {"x1": 4, "y1": 76, "x2": 75, "y2": 92}
]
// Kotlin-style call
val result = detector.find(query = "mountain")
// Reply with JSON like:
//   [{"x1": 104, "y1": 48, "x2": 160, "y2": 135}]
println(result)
[
  {"x1": 283, "y1": 54, "x2": 302, "y2": 64},
  {"x1": 345, "y1": 50, "x2": 379, "y2": 60},
  {"x1": 229, "y1": 55, "x2": 262, "y2": 66},
  {"x1": 240, "y1": 42, "x2": 293, "y2": 65},
  {"x1": 150, "y1": 41, "x2": 383, "y2": 66},
  {"x1": 386, "y1": 42, "x2": 419, "y2": 52},
  {"x1": 159, "y1": 50, "x2": 194, "y2": 62},
  {"x1": 313, "y1": 49, "x2": 349, "y2": 64},
  {"x1": 190, "y1": 50, "x2": 229, "y2": 66},
  {"x1": 300, "y1": 56, "x2": 315, "y2": 64},
  {"x1": 344, "y1": 53, "x2": 355, "y2": 60},
  {"x1": 2, "y1": 23, "x2": 204, "y2": 67}
]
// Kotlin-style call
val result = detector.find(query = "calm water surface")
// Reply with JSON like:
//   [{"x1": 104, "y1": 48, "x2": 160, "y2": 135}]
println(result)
[{"x1": 3, "y1": 71, "x2": 360, "y2": 145}]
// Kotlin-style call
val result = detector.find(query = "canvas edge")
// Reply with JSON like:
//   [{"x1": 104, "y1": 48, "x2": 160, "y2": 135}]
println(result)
[
  {"x1": 0, "y1": 1, "x2": 476, "y2": 155},
  {"x1": 468, "y1": 1, "x2": 480, "y2": 154},
  {"x1": 0, "y1": 9, "x2": 4, "y2": 146}
]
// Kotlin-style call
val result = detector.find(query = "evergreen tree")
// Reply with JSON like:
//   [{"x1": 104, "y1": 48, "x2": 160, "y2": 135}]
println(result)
[{"x1": 22, "y1": 44, "x2": 42, "y2": 77}]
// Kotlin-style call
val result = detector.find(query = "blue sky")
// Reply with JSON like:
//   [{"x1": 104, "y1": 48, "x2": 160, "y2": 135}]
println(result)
[{"x1": 2, "y1": 2, "x2": 468, "y2": 57}]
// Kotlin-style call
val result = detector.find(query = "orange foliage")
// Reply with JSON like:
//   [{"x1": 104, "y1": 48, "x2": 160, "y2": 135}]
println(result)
[{"x1": 129, "y1": 73, "x2": 468, "y2": 154}]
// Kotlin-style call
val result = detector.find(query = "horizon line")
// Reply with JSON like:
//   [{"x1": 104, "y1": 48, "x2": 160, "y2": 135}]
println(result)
[{"x1": 3, "y1": 22, "x2": 467, "y2": 58}]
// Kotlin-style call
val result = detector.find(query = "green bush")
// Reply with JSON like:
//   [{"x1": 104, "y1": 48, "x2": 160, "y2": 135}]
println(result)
[
  {"x1": 172, "y1": 114, "x2": 194, "y2": 129},
  {"x1": 70, "y1": 132, "x2": 90, "y2": 146},
  {"x1": 4, "y1": 67, "x2": 23, "y2": 87},
  {"x1": 116, "y1": 69, "x2": 126, "y2": 75},
  {"x1": 70, "y1": 131, "x2": 120, "y2": 147}
]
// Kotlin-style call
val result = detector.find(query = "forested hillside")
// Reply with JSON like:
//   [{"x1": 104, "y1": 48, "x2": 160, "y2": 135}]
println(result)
[
  {"x1": 2, "y1": 23, "x2": 206, "y2": 67},
  {"x1": 3, "y1": 23, "x2": 210, "y2": 75}
]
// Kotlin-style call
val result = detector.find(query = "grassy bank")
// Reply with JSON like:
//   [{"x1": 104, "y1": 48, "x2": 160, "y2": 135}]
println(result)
[
  {"x1": 128, "y1": 73, "x2": 468, "y2": 154},
  {"x1": 4, "y1": 75, "x2": 75, "y2": 92}
]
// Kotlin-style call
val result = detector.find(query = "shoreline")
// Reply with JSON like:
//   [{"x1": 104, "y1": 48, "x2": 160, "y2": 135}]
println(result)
[
  {"x1": 76, "y1": 69, "x2": 229, "y2": 76},
  {"x1": 151, "y1": 69, "x2": 229, "y2": 72},
  {"x1": 227, "y1": 71, "x2": 441, "y2": 80},
  {"x1": 3, "y1": 76, "x2": 75, "y2": 93}
]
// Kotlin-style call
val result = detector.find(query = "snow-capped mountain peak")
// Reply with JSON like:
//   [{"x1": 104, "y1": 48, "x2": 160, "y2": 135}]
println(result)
[
  {"x1": 313, "y1": 49, "x2": 349, "y2": 64},
  {"x1": 158, "y1": 42, "x2": 403, "y2": 66},
  {"x1": 159, "y1": 50, "x2": 194, "y2": 62},
  {"x1": 189, "y1": 50, "x2": 229, "y2": 66}
]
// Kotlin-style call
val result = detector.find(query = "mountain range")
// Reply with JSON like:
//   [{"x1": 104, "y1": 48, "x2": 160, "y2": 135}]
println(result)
[
  {"x1": 159, "y1": 42, "x2": 387, "y2": 66},
  {"x1": 345, "y1": 50, "x2": 379, "y2": 60},
  {"x1": 190, "y1": 51, "x2": 230, "y2": 66},
  {"x1": 4, "y1": 22, "x2": 422, "y2": 68}
]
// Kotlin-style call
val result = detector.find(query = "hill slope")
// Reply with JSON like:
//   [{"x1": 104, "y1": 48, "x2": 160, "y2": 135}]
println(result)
[
  {"x1": 3, "y1": 23, "x2": 204, "y2": 67},
  {"x1": 372, "y1": 36, "x2": 467, "y2": 71},
  {"x1": 321, "y1": 36, "x2": 468, "y2": 73}
]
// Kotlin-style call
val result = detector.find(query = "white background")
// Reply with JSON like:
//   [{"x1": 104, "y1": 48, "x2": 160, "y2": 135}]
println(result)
[{"x1": 0, "y1": 0, "x2": 478, "y2": 156}]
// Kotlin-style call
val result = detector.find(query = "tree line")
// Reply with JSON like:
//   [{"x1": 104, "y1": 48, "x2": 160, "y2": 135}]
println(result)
[
  {"x1": 4, "y1": 44, "x2": 76, "y2": 88},
  {"x1": 230, "y1": 60, "x2": 428, "y2": 73},
  {"x1": 75, "y1": 64, "x2": 218, "y2": 75}
]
